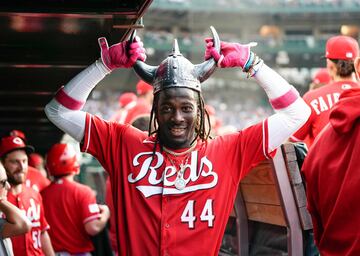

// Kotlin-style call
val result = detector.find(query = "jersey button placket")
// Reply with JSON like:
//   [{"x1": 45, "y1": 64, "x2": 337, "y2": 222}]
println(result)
[{"x1": 161, "y1": 194, "x2": 170, "y2": 255}]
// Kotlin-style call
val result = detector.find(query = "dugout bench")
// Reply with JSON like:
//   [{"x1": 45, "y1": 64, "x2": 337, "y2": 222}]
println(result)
[{"x1": 232, "y1": 143, "x2": 313, "y2": 256}]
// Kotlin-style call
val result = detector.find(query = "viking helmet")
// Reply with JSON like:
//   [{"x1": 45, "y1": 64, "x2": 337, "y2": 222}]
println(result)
[{"x1": 131, "y1": 26, "x2": 221, "y2": 94}]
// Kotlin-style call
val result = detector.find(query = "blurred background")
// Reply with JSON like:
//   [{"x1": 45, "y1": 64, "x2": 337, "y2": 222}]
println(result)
[
  {"x1": 1, "y1": 0, "x2": 360, "y2": 199},
  {"x1": 87, "y1": 0, "x2": 360, "y2": 132}
]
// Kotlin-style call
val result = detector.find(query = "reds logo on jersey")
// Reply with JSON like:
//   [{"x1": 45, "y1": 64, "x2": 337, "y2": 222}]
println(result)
[
  {"x1": 128, "y1": 151, "x2": 218, "y2": 197},
  {"x1": 21, "y1": 198, "x2": 41, "y2": 227}
]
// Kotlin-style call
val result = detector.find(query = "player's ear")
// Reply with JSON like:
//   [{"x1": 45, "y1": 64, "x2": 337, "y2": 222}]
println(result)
[{"x1": 354, "y1": 57, "x2": 360, "y2": 81}]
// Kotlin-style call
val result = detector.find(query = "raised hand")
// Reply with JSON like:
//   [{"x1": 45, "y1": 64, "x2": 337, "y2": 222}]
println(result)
[
  {"x1": 205, "y1": 38, "x2": 257, "y2": 70},
  {"x1": 98, "y1": 36, "x2": 146, "y2": 71}
]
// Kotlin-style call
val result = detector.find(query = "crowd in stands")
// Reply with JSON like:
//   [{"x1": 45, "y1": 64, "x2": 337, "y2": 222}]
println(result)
[{"x1": 155, "y1": 0, "x2": 360, "y2": 7}]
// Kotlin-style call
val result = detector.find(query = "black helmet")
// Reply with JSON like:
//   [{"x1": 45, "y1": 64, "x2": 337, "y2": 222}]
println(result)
[{"x1": 132, "y1": 26, "x2": 221, "y2": 94}]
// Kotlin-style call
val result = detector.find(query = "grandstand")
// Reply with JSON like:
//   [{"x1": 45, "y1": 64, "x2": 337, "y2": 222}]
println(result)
[{"x1": 88, "y1": 0, "x2": 360, "y2": 131}]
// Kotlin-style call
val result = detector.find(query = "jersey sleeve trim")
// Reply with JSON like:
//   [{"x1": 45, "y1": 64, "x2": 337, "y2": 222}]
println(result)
[
  {"x1": 262, "y1": 119, "x2": 276, "y2": 159},
  {"x1": 262, "y1": 119, "x2": 269, "y2": 159},
  {"x1": 41, "y1": 225, "x2": 50, "y2": 233},
  {"x1": 82, "y1": 114, "x2": 92, "y2": 153},
  {"x1": 83, "y1": 214, "x2": 101, "y2": 224}
]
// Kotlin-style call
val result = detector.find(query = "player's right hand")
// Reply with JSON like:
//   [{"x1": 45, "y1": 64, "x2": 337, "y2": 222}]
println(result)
[
  {"x1": 204, "y1": 38, "x2": 257, "y2": 69},
  {"x1": 98, "y1": 36, "x2": 146, "y2": 71}
]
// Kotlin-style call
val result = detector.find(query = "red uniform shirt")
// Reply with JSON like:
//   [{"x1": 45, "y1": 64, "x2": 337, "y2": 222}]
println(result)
[
  {"x1": 81, "y1": 114, "x2": 272, "y2": 256},
  {"x1": 7, "y1": 186, "x2": 50, "y2": 256},
  {"x1": 41, "y1": 178, "x2": 101, "y2": 254},
  {"x1": 25, "y1": 166, "x2": 51, "y2": 192},
  {"x1": 302, "y1": 88, "x2": 360, "y2": 256},
  {"x1": 105, "y1": 178, "x2": 118, "y2": 253},
  {"x1": 293, "y1": 80, "x2": 359, "y2": 147}
]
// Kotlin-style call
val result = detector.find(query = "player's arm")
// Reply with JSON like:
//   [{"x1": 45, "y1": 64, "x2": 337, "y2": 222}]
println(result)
[
  {"x1": 0, "y1": 198, "x2": 32, "y2": 238},
  {"x1": 84, "y1": 204, "x2": 110, "y2": 236},
  {"x1": 40, "y1": 230, "x2": 55, "y2": 256},
  {"x1": 44, "y1": 37, "x2": 146, "y2": 142},
  {"x1": 205, "y1": 40, "x2": 311, "y2": 152}
]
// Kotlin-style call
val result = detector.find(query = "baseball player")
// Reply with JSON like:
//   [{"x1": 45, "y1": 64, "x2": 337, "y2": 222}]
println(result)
[
  {"x1": 301, "y1": 56, "x2": 360, "y2": 255},
  {"x1": 292, "y1": 35, "x2": 360, "y2": 148},
  {"x1": 44, "y1": 28, "x2": 310, "y2": 255},
  {"x1": 109, "y1": 92, "x2": 138, "y2": 123},
  {"x1": 0, "y1": 136, "x2": 54, "y2": 256},
  {"x1": 309, "y1": 68, "x2": 332, "y2": 91},
  {"x1": 28, "y1": 153, "x2": 48, "y2": 178},
  {"x1": 41, "y1": 143, "x2": 110, "y2": 255},
  {"x1": 0, "y1": 162, "x2": 32, "y2": 256},
  {"x1": 7, "y1": 130, "x2": 51, "y2": 192}
]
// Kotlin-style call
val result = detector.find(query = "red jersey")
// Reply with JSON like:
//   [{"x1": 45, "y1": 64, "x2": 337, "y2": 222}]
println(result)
[
  {"x1": 302, "y1": 88, "x2": 360, "y2": 255},
  {"x1": 81, "y1": 114, "x2": 272, "y2": 256},
  {"x1": 7, "y1": 186, "x2": 50, "y2": 256},
  {"x1": 25, "y1": 166, "x2": 51, "y2": 192},
  {"x1": 293, "y1": 80, "x2": 359, "y2": 147},
  {"x1": 41, "y1": 178, "x2": 101, "y2": 254},
  {"x1": 105, "y1": 178, "x2": 118, "y2": 253}
]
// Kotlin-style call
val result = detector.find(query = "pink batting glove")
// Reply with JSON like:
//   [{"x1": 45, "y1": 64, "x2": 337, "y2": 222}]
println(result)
[
  {"x1": 98, "y1": 36, "x2": 146, "y2": 71},
  {"x1": 205, "y1": 38, "x2": 257, "y2": 69}
]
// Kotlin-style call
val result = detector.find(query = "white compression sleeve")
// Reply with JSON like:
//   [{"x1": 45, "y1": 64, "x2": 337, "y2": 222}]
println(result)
[
  {"x1": 254, "y1": 63, "x2": 292, "y2": 99},
  {"x1": 45, "y1": 60, "x2": 110, "y2": 142},
  {"x1": 267, "y1": 98, "x2": 310, "y2": 151},
  {"x1": 253, "y1": 63, "x2": 311, "y2": 151}
]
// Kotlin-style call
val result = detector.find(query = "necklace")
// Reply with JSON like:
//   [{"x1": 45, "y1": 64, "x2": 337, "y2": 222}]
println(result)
[
  {"x1": 165, "y1": 153, "x2": 191, "y2": 190},
  {"x1": 163, "y1": 140, "x2": 197, "y2": 157}
]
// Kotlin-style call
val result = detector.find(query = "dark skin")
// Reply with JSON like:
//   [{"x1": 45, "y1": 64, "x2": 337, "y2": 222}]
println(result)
[{"x1": 155, "y1": 87, "x2": 199, "y2": 149}]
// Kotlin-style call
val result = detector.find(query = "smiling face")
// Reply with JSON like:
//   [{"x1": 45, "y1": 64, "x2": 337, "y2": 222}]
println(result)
[{"x1": 156, "y1": 87, "x2": 199, "y2": 149}]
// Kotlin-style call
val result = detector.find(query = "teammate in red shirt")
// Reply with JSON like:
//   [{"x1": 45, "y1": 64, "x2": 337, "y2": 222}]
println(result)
[
  {"x1": 109, "y1": 92, "x2": 138, "y2": 123},
  {"x1": 45, "y1": 28, "x2": 310, "y2": 255},
  {"x1": 123, "y1": 80, "x2": 153, "y2": 125},
  {"x1": 293, "y1": 35, "x2": 360, "y2": 148},
  {"x1": 25, "y1": 166, "x2": 51, "y2": 192},
  {"x1": 7, "y1": 130, "x2": 51, "y2": 192},
  {"x1": 41, "y1": 143, "x2": 110, "y2": 255},
  {"x1": 309, "y1": 68, "x2": 331, "y2": 91},
  {"x1": 302, "y1": 56, "x2": 360, "y2": 255},
  {"x1": 28, "y1": 153, "x2": 48, "y2": 179},
  {"x1": 0, "y1": 136, "x2": 54, "y2": 256}
]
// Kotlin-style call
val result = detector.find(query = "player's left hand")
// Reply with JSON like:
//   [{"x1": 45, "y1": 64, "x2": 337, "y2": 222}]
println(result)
[
  {"x1": 98, "y1": 36, "x2": 146, "y2": 71},
  {"x1": 204, "y1": 38, "x2": 257, "y2": 69}
]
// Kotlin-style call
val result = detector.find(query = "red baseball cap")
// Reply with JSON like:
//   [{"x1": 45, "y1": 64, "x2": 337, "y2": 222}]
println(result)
[
  {"x1": 325, "y1": 35, "x2": 359, "y2": 61},
  {"x1": 9, "y1": 129, "x2": 27, "y2": 142},
  {"x1": 0, "y1": 136, "x2": 34, "y2": 158},
  {"x1": 136, "y1": 80, "x2": 153, "y2": 95},
  {"x1": 118, "y1": 92, "x2": 137, "y2": 108},
  {"x1": 313, "y1": 68, "x2": 331, "y2": 84},
  {"x1": 28, "y1": 153, "x2": 44, "y2": 167}
]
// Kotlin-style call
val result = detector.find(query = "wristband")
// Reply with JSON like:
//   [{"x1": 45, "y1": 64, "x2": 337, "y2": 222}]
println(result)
[
  {"x1": 243, "y1": 52, "x2": 254, "y2": 72},
  {"x1": 55, "y1": 86, "x2": 85, "y2": 110},
  {"x1": 269, "y1": 88, "x2": 299, "y2": 110}
]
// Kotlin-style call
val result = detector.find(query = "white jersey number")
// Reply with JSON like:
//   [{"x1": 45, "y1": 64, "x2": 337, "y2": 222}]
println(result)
[
  {"x1": 32, "y1": 230, "x2": 42, "y2": 249},
  {"x1": 181, "y1": 199, "x2": 214, "y2": 229}
]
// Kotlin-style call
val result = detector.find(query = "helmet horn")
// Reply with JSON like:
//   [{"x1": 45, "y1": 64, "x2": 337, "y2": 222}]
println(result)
[
  {"x1": 130, "y1": 30, "x2": 158, "y2": 85},
  {"x1": 131, "y1": 26, "x2": 221, "y2": 92},
  {"x1": 194, "y1": 26, "x2": 220, "y2": 82}
]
